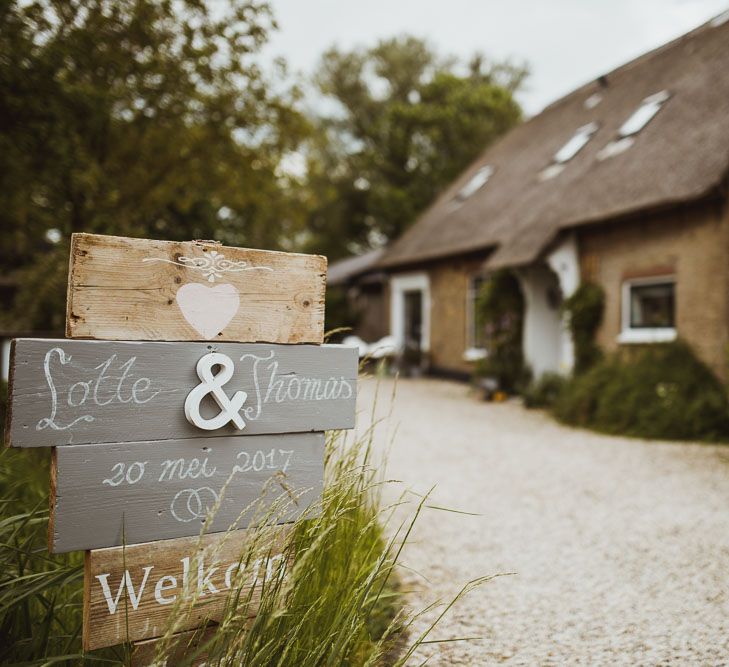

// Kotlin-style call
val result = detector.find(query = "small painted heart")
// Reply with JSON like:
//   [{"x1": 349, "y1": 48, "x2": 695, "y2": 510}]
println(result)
[{"x1": 175, "y1": 283, "x2": 240, "y2": 339}]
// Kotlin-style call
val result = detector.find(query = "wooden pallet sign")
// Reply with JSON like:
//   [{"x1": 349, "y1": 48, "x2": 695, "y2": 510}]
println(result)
[
  {"x1": 4, "y1": 233, "x2": 357, "y2": 653},
  {"x1": 130, "y1": 626, "x2": 219, "y2": 667},
  {"x1": 51, "y1": 433, "x2": 324, "y2": 552},
  {"x1": 84, "y1": 528, "x2": 290, "y2": 651},
  {"x1": 6, "y1": 339, "x2": 357, "y2": 448},
  {"x1": 66, "y1": 233, "x2": 326, "y2": 343}
]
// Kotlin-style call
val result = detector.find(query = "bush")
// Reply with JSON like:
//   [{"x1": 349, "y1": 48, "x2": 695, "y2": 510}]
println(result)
[
  {"x1": 553, "y1": 341, "x2": 729, "y2": 442},
  {"x1": 523, "y1": 372, "x2": 567, "y2": 409},
  {"x1": 562, "y1": 282, "x2": 604, "y2": 374}
]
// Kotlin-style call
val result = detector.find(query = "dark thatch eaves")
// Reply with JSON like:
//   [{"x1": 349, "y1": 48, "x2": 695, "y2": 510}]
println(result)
[
  {"x1": 327, "y1": 248, "x2": 386, "y2": 286},
  {"x1": 379, "y1": 14, "x2": 729, "y2": 271}
]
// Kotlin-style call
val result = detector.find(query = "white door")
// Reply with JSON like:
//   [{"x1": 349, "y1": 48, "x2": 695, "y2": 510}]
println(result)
[{"x1": 390, "y1": 273, "x2": 430, "y2": 353}]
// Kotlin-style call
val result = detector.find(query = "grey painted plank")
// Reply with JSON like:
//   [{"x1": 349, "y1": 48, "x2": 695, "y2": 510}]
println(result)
[
  {"x1": 51, "y1": 432, "x2": 323, "y2": 552},
  {"x1": 7, "y1": 338, "x2": 357, "y2": 448}
]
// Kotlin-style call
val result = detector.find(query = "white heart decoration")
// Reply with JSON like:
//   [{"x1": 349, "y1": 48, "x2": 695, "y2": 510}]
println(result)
[{"x1": 175, "y1": 283, "x2": 240, "y2": 340}]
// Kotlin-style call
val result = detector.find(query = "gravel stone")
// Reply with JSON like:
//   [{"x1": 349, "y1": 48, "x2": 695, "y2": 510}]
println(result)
[{"x1": 356, "y1": 377, "x2": 729, "y2": 666}]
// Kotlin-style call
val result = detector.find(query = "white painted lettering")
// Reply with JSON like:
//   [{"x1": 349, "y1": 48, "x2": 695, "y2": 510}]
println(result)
[
  {"x1": 95, "y1": 566, "x2": 153, "y2": 614},
  {"x1": 339, "y1": 379, "x2": 353, "y2": 400},
  {"x1": 132, "y1": 376, "x2": 159, "y2": 404},
  {"x1": 92, "y1": 356, "x2": 116, "y2": 407},
  {"x1": 224, "y1": 561, "x2": 240, "y2": 589},
  {"x1": 287, "y1": 376, "x2": 301, "y2": 400},
  {"x1": 181, "y1": 556, "x2": 191, "y2": 592},
  {"x1": 67, "y1": 380, "x2": 90, "y2": 407},
  {"x1": 197, "y1": 558, "x2": 219, "y2": 596},
  {"x1": 154, "y1": 575, "x2": 177, "y2": 605},
  {"x1": 36, "y1": 348, "x2": 159, "y2": 432}
]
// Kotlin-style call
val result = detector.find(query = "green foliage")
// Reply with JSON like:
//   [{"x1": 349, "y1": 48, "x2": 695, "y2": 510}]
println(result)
[
  {"x1": 0, "y1": 0, "x2": 309, "y2": 331},
  {"x1": 553, "y1": 341, "x2": 729, "y2": 442},
  {"x1": 0, "y1": 3, "x2": 527, "y2": 331},
  {"x1": 523, "y1": 372, "x2": 567, "y2": 409},
  {"x1": 562, "y1": 282, "x2": 605, "y2": 374},
  {"x1": 474, "y1": 270, "x2": 529, "y2": 393},
  {"x1": 0, "y1": 447, "x2": 104, "y2": 665},
  {"x1": 324, "y1": 285, "x2": 358, "y2": 340},
  {"x1": 303, "y1": 38, "x2": 527, "y2": 258}
]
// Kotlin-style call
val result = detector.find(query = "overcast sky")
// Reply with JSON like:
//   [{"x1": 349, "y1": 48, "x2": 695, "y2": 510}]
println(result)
[{"x1": 263, "y1": 0, "x2": 729, "y2": 115}]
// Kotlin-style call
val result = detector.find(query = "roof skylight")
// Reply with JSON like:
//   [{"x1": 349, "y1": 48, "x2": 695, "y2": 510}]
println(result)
[
  {"x1": 584, "y1": 93, "x2": 603, "y2": 110},
  {"x1": 456, "y1": 165, "x2": 494, "y2": 201},
  {"x1": 553, "y1": 122, "x2": 599, "y2": 164},
  {"x1": 618, "y1": 91, "x2": 670, "y2": 137},
  {"x1": 596, "y1": 91, "x2": 670, "y2": 162},
  {"x1": 538, "y1": 122, "x2": 599, "y2": 181}
]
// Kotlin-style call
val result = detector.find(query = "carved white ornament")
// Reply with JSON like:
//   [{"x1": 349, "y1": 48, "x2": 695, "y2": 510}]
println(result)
[
  {"x1": 143, "y1": 250, "x2": 273, "y2": 283},
  {"x1": 184, "y1": 352, "x2": 247, "y2": 430}
]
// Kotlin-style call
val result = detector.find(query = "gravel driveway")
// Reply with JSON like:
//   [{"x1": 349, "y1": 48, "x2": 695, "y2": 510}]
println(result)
[{"x1": 356, "y1": 376, "x2": 729, "y2": 665}]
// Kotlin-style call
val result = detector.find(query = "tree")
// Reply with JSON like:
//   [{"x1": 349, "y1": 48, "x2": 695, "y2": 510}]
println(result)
[
  {"x1": 0, "y1": 0, "x2": 308, "y2": 331},
  {"x1": 302, "y1": 37, "x2": 527, "y2": 259}
]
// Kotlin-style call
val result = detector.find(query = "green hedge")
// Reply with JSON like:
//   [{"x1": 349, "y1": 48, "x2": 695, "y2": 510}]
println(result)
[
  {"x1": 522, "y1": 372, "x2": 567, "y2": 409},
  {"x1": 552, "y1": 341, "x2": 729, "y2": 442}
]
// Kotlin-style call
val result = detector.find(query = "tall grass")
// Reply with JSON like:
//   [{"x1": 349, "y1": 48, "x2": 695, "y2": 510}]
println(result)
[{"x1": 0, "y1": 382, "x2": 483, "y2": 665}]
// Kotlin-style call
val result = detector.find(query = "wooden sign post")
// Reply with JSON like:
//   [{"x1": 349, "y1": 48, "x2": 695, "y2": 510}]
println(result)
[{"x1": 4, "y1": 234, "x2": 357, "y2": 657}]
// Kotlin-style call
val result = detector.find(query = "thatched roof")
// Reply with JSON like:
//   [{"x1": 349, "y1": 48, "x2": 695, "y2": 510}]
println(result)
[{"x1": 380, "y1": 14, "x2": 729, "y2": 270}]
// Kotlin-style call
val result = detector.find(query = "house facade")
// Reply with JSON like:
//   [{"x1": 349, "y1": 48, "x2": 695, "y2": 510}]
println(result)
[{"x1": 374, "y1": 14, "x2": 729, "y2": 381}]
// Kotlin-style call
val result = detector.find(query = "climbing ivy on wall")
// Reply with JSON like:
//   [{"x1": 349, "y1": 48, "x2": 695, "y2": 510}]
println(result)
[
  {"x1": 562, "y1": 282, "x2": 605, "y2": 374},
  {"x1": 474, "y1": 270, "x2": 528, "y2": 392}
]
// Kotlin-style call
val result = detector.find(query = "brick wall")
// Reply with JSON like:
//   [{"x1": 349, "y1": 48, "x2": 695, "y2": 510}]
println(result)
[
  {"x1": 578, "y1": 198, "x2": 729, "y2": 379},
  {"x1": 388, "y1": 255, "x2": 488, "y2": 376}
]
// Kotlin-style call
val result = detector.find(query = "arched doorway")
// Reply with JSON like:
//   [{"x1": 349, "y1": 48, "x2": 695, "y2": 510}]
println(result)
[{"x1": 516, "y1": 263, "x2": 570, "y2": 378}]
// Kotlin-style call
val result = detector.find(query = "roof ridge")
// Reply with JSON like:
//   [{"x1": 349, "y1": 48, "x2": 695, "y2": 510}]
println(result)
[
  {"x1": 381, "y1": 9, "x2": 729, "y2": 271},
  {"x1": 540, "y1": 12, "x2": 726, "y2": 114}
]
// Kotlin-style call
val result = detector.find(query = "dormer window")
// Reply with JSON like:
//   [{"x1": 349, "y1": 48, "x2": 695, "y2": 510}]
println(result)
[
  {"x1": 597, "y1": 91, "x2": 669, "y2": 161},
  {"x1": 584, "y1": 93, "x2": 603, "y2": 110},
  {"x1": 455, "y1": 165, "x2": 493, "y2": 201},
  {"x1": 618, "y1": 91, "x2": 670, "y2": 137},
  {"x1": 540, "y1": 122, "x2": 598, "y2": 180},
  {"x1": 554, "y1": 122, "x2": 599, "y2": 163}
]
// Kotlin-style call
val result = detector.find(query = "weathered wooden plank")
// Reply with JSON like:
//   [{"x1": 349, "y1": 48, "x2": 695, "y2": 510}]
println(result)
[
  {"x1": 6, "y1": 338, "x2": 357, "y2": 448},
  {"x1": 66, "y1": 233, "x2": 326, "y2": 343},
  {"x1": 131, "y1": 626, "x2": 220, "y2": 667},
  {"x1": 52, "y1": 433, "x2": 322, "y2": 552},
  {"x1": 84, "y1": 527, "x2": 290, "y2": 651}
]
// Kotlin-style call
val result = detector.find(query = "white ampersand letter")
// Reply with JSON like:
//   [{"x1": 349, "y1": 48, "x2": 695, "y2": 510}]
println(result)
[{"x1": 185, "y1": 353, "x2": 247, "y2": 430}]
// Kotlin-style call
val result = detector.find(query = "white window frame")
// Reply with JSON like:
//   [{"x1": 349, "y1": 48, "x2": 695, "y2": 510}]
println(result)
[
  {"x1": 390, "y1": 273, "x2": 431, "y2": 353},
  {"x1": 618, "y1": 91, "x2": 670, "y2": 138},
  {"x1": 464, "y1": 274, "x2": 487, "y2": 361},
  {"x1": 553, "y1": 122, "x2": 599, "y2": 164},
  {"x1": 618, "y1": 275, "x2": 677, "y2": 344}
]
